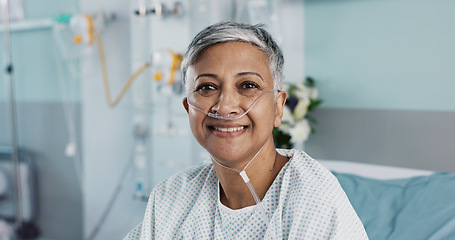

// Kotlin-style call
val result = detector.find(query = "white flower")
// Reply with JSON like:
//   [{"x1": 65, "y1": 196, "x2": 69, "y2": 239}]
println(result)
[
  {"x1": 295, "y1": 82, "x2": 306, "y2": 90},
  {"x1": 295, "y1": 83, "x2": 311, "y2": 98},
  {"x1": 281, "y1": 106, "x2": 294, "y2": 124},
  {"x1": 289, "y1": 119, "x2": 311, "y2": 145},
  {"x1": 293, "y1": 99, "x2": 309, "y2": 121},
  {"x1": 278, "y1": 122, "x2": 291, "y2": 133},
  {"x1": 294, "y1": 84, "x2": 318, "y2": 101},
  {"x1": 310, "y1": 88, "x2": 319, "y2": 99}
]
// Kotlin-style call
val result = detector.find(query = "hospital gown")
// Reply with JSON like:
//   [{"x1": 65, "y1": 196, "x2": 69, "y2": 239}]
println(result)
[{"x1": 124, "y1": 149, "x2": 368, "y2": 239}]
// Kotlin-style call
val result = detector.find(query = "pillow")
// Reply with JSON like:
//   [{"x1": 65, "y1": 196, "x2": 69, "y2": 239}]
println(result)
[{"x1": 332, "y1": 171, "x2": 455, "y2": 240}]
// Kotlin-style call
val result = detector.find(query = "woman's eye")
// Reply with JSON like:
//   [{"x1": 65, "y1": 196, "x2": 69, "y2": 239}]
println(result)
[
  {"x1": 195, "y1": 83, "x2": 217, "y2": 96},
  {"x1": 240, "y1": 82, "x2": 260, "y2": 89}
]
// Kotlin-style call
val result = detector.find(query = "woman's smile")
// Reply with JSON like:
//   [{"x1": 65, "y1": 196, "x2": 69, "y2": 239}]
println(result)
[{"x1": 208, "y1": 123, "x2": 248, "y2": 137}]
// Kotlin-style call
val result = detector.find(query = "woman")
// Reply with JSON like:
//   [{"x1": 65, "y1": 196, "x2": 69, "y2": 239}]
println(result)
[{"x1": 125, "y1": 21, "x2": 368, "y2": 239}]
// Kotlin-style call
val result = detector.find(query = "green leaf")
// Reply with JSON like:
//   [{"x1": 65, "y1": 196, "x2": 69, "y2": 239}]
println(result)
[
  {"x1": 306, "y1": 115, "x2": 318, "y2": 125},
  {"x1": 305, "y1": 76, "x2": 315, "y2": 87},
  {"x1": 273, "y1": 128, "x2": 293, "y2": 149},
  {"x1": 308, "y1": 99, "x2": 323, "y2": 111}
]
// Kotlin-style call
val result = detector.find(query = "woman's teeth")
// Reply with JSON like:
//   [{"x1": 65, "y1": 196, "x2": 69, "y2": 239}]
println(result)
[{"x1": 213, "y1": 126, "x2": 245, "y2": 132}]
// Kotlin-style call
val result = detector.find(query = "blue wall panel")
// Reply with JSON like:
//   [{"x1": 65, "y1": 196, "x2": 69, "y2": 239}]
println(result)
[{"x1": 305, "y1": 0, "x2": 455, "y2": 111}]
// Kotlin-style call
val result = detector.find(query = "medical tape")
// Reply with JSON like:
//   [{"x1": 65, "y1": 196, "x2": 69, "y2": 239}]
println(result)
[{"x1": 187, "y1": 89, "x2": 277, "y2": 121}]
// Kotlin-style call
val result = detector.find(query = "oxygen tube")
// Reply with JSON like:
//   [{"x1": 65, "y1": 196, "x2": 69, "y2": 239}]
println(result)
[
  {"x1": 211, "y1": 145, "x2": 265, "y2": 205},
  {"x1": 193, "y1": 89, "x2": 279, "y2": 222},
  {"x1": 210, "y1": 144, "x2": 270, "y2": 221},
  {"x1": 187, "y1": 89, "x2": 277, "y2": 121}
]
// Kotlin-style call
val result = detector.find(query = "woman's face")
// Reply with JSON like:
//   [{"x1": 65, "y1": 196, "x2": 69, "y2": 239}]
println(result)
[{"x1": 183, "y1": 42, "x2": 286, "y2": 166}]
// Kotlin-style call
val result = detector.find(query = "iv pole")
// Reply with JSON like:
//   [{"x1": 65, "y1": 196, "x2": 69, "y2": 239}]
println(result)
[{"x1": 1, "y1": 0, "x2": 24, "y2": 238}]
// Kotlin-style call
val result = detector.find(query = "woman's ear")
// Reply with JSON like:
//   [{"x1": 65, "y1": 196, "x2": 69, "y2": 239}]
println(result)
[
  {"x1": 182, "y1": 97, "x2": 189, "y2": 114},
  {"x1": 274, "y1": 91, "x2": 287, "y2": 128}
]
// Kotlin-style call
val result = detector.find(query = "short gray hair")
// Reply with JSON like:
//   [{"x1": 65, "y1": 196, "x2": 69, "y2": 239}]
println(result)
[{"x1": 181, "y1": 21, "x2": 284, "y2": 93}]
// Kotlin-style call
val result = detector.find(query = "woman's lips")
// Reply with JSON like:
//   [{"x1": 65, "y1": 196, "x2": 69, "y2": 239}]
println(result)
[
  {"x1": 212, "y1": 126, "x2": 246, "y2": 132},
  {"x1": 208, "y1": 125, "x2": 248, "y2": 136}
]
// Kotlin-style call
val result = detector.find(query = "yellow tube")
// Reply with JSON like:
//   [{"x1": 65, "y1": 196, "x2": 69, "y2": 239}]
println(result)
[
  {"x1": 85, "y1": 14, "x2": 94, "y2": 45},
  {"x1": 96, "y1": 34, "x2": 151, "y2": 108},
  {"x1": 169, "y1": 50, "x2": 183, "y2": 85}
]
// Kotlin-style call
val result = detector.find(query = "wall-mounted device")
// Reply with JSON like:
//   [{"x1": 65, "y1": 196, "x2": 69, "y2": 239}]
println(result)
[{"x1": 134, "y1": 1, "x2": 184, "y2": 18}]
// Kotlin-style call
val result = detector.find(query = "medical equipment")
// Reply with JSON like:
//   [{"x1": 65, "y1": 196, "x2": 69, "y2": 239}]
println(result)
[
  {"x1": 85, "y1": 24, "x2": 183, "y2": 107},
  {"x1": 1, "y1": 0, "x2": 24, "y2": 237},
  {"x1": 0, "y1": 147, "x2": 39, "y2": 238},
  {"x1": 70, "y1": 14, "x2": 94, "y2": 45},
  {"x1": 96, "y1": 34, "x2": 152, "y2": 108},
  {"x1": 151, "y1": 49, "x2": 183, "y2": 88},
  {"x1": 79, "y1": 5, "x2": 187, "y2": 237},
  {"x1": 68, "y1": 12, "x2": 153, "y2": 109},
  {"x1": 187, "y1": 85, "x2": 281, "y2": 222},
  {"x1": 187, "y1": 89, "x2": 278, "y2": 121},
  {"x1": 134, "y1": 1, "x2": 184, "y2": 18},
  {"x1": 69, "y1": 9, "x2": 187, "y2": 108},
  {"x1": 192, "y1": 88, "x2": 279, "y2": 223},
  {"x1": 69, "y1": 13, "x2": 116, "y2": 46}
]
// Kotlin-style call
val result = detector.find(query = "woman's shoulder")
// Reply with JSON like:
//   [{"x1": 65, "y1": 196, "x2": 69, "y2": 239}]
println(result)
[
  {"x1": 276, "y1": 149, "x2": 356, "y2": 209},
  {"x1": 274, "y1": 149, "x2": 368, "y2": 239},
  {"x1": 278, "y1": 149, "x2": 340, "y2": 188},
  {"x1": 278, "y1": 149, "x2": 332, "y2": 174}
]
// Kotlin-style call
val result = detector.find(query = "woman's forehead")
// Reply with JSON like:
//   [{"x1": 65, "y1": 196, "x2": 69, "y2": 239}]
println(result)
[
  {"x1": 196, "y1": 42, "x2": 266, "y2": 61},
  {"x1": 189, "y1": 42, "x2": 272, "y2": 81}
]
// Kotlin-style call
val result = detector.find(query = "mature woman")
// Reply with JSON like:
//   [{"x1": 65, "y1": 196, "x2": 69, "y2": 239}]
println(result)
[{"x1": 125, "y1": 21, "x2": 368, "y2": 239}]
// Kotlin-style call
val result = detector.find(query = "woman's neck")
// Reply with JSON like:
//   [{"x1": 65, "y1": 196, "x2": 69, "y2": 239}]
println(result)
[{"x1": 213, "y1": 142, "x2": 288, "y2": 209}]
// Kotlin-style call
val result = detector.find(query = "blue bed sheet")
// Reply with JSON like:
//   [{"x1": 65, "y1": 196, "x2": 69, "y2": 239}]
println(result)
[{"x1": 332, "y1": 171, "x2": 455, "y2": 240}]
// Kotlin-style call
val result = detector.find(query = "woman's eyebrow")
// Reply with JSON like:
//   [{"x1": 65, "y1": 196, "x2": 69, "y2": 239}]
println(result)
[
  {"x1": 195, "y1": 73, "x2": 217, "y2": 81},
  {"x1": 237, "y1": 72, "x2": 264, "y2": 82}
]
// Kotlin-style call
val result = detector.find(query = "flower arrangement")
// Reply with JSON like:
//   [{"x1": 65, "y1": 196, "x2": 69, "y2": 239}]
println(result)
[{"x1": 273, "y1": 77, "x2": 323, "y2": 149}]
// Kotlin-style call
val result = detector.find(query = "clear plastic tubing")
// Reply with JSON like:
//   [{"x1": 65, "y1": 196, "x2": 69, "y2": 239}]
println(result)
[
  {"x1": 191, "y1": 88, "x2": 277, "y2": 220},
  {"x1": 187, "y1": 89, "x2": 277, "y2": 121},
  {"x1": 211, "y1": 144, "x2": 270, "y2": 221}
]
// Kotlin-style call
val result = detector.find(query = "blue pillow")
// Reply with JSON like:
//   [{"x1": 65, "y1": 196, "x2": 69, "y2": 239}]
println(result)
[{"x1": 332, "y1": 171, "x2": 455, "y2": 240}]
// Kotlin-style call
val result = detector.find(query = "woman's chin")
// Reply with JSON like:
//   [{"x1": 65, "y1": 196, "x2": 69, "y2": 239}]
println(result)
[{"x1": 207, "y1": 146, "x2": 259, "y2": 167}]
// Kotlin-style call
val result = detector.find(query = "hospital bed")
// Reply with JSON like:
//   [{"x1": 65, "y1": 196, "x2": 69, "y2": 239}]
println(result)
[{"x1": 318, "y1": 160, "x2": 455, "y2": 240}]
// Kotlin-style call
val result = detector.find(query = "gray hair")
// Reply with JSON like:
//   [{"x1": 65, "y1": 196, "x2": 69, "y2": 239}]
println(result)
[{"x1": 181, "y1": 21, "x2": 284, "y2": 94}]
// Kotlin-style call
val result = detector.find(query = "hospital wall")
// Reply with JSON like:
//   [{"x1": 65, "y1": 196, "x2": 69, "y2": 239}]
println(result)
[
  {"x1": 79, "y1": 0, "x2": 147, "y2": 239},
  {"x1": 303, "y1": 0, "x2": 455, "y2": 171},
  {"x1": 0, "y1": 0, "x2": 82, "y2": 239}
]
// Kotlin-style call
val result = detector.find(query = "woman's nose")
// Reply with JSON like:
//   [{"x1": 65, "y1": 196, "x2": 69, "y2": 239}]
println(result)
[{"x1": 210, "y1": 90, "x2": 242, "y2": 117}]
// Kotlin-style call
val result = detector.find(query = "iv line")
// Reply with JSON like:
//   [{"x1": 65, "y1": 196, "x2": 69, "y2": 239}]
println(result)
[
  {"x1": 96, "y1": 34, "x2": 151, "y2": 108},
  {"x1": 51, "y1": 25, "x2": 83, "y2": 190},
  {"x1": 187, "y1": 89, "x2": 278, "y2": 121},
  {"x1": 1, "y1": 0, "x2": 24, "y2": 232}
]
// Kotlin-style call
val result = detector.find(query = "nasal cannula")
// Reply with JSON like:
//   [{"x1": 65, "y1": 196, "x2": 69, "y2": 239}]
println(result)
[
  {"x1": 189, "y1": 88, "x2": 280, "y2": 221},
  {"x1": 187, "y1": 89, "x2": 278, "y2": 121}
]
